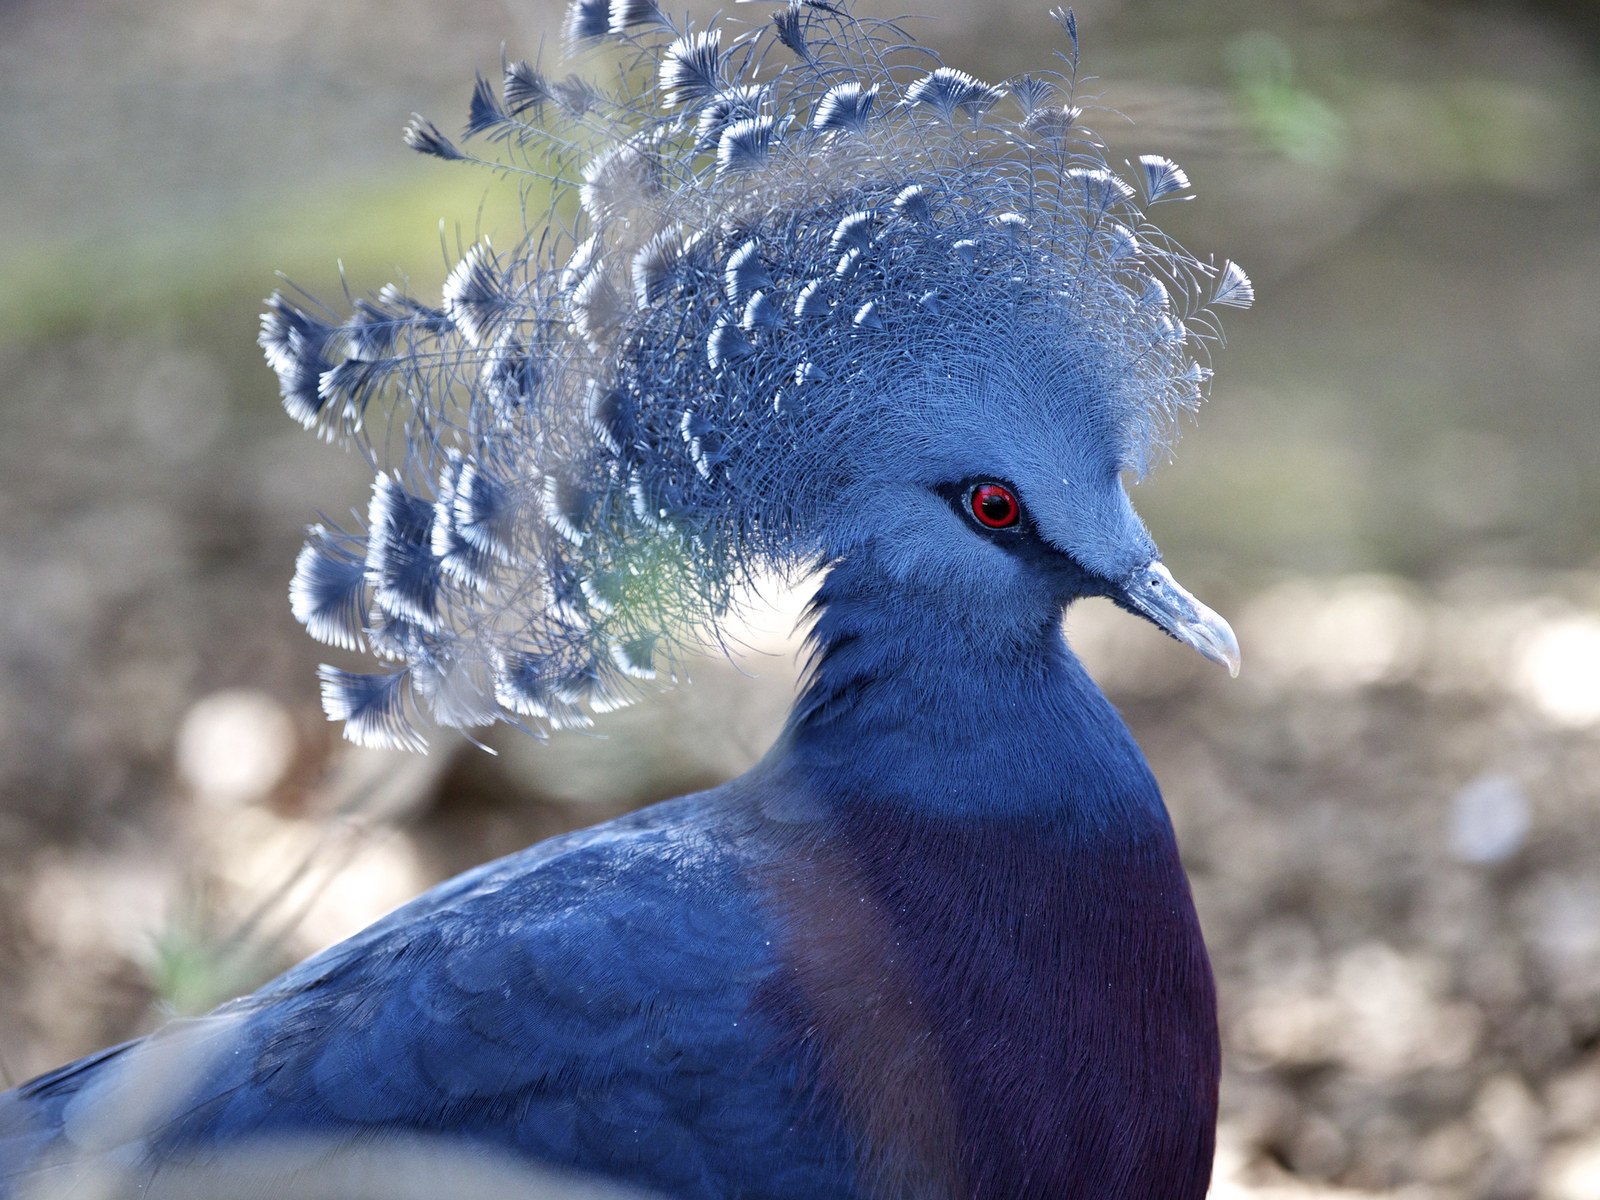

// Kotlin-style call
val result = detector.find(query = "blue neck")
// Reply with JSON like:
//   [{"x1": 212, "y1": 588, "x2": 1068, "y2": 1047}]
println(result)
[
  {"x1": 777, "y1": 554, "x2": 1166, "y2": 834},
  {"x1": 755, "y1": 559, "x2": 1217, "y2": 1198}
]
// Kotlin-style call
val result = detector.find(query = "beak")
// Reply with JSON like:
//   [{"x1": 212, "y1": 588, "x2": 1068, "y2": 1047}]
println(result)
[{"x1": 1118, "y1": 561, "x2": 1241, "y2": 677}]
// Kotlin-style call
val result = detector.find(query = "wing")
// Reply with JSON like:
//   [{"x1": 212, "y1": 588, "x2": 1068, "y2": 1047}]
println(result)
[{"x1": 1, "y1": 792, "x2": 853, "y2": 1199}]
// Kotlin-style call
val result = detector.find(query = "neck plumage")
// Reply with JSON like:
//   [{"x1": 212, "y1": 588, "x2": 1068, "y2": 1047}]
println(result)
[
  {"x1": 754, "y1": 554, "x2": 1219, "y2": 1199},
  {"x1": 778, "y1": 552, "x2": 1166, "y2": 835}
]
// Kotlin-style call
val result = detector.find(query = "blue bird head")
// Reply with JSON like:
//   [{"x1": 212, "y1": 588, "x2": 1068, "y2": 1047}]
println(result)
[{"x1": 261, "y1": 1, "x2": 1251, "y2": 751}]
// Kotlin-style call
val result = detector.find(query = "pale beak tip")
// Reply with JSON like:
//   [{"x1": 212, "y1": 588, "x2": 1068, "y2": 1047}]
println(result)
[
  {"x1": 1198, "y1": 616, "x2": 1242, "y2": 679},
  {"x1": 1123, "y1": 561, "x2": 1242, "y2": 679}
]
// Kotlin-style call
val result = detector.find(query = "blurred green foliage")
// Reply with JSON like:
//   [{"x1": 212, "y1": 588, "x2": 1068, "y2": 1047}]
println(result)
[
  {"x1": 1228, "y1": 31, "x2": 1347, "y2": 168},
  {"x1": 0, "y1": 173, "x2": 530, "y2": 345}
]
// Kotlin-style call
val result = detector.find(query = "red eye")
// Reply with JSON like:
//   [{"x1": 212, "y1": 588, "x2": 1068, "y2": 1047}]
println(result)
[{"x1": 969, "y1": 483, "x2": 1020, "y2": 529}]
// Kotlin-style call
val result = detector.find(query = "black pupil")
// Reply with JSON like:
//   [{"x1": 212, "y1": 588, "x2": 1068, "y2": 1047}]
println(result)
[{"x1": 977, "y1": 487, "x2": 1014, "y2": 525}]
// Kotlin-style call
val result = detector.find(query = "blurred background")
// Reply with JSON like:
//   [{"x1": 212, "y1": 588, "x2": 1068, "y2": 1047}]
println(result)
[{"x1": 1, "y1": 0, "x2": 1597, "y2": 1195}]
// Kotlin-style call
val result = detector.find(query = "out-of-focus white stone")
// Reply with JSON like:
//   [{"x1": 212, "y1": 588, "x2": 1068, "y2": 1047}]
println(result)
[
  {"x1": 1512, "y1": 612, "x2": 1600, "y2": 728},
  {"x1": 1545, "y1": 1134, "x2": 1600, "y2": 1200},
  {"x1": 1447, "y1": 773, "x2": 1530, "y2": 864},
  {"x1": 175, "y1": 688, "x2": 297, "y2": 807}
]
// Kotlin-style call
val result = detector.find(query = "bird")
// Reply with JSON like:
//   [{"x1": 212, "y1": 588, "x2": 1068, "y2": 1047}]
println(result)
[{"x1": 0, "y1": 2, "x2": 1253, "y2": 1197}]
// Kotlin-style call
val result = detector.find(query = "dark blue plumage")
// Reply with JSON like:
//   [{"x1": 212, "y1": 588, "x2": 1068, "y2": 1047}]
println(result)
[{"x1": 1, "y1": 3, "x2": 1250, "y2": 1197}]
